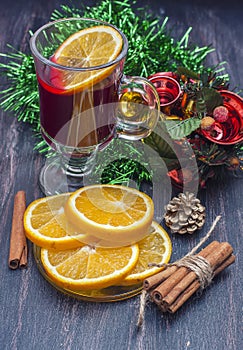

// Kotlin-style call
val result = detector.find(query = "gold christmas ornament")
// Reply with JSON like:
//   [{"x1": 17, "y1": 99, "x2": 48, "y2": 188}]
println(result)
[{"x1": 164, "y1": 192, "x2": 206, "y2": 234}]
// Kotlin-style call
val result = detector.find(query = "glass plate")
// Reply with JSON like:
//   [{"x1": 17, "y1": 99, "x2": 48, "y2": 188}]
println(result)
[{"x1": 33, "y1": 244, "x2": 143, "y2": 302}]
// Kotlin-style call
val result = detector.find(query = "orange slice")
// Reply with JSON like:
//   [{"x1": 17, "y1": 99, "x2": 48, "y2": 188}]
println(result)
[
  {"x1": 24, "y1": 193, "x2": 89, "y2": 250},
  {"x1": 65, "y1": 185, "x2": 154, "y2": 244},
  {"x1": 51, "y1": 25, "x2": 123, "y2": 92},
  {"x1": 122, "y1": 221, "x2": 172, "y2": 284},
  {"x1": 40, "y1": 243, "x2": 139, "y2": 290}
]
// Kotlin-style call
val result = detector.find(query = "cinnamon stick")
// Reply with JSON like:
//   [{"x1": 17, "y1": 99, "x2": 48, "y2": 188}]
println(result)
[
  {"x1": 205, "y1": 242, "x2": 233, "y2": 270},
  {"x1": 143, "y1": 265, "x2": 178, "y2": 291},
  {"x1": 151, "y1": 240, "x2": 220, "y2": 304},
  {"x1": 8, "y1": 191, "x2": 28, "y2": 269},
  {"x1": 165, "y1": 279, "x2": 199, "y2": 313},
  {"x1": 213, "y1": 254, "x2": 235, "y2": 275},
  {"x1": 162, "y1": 271, "x2": 200, "y2": 308}
]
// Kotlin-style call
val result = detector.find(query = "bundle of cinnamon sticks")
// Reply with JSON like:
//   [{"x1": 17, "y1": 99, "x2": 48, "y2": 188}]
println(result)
[{"x1": 143, "y1": 240, "x2": 235, "y2": 313}]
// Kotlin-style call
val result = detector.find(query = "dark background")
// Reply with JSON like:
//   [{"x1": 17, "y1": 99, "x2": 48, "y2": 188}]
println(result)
[{"x1": 0, "y1": 1, "x2": 242, "y2": 349}]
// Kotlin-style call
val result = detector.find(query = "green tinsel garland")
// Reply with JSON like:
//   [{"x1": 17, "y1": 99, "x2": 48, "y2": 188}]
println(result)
[
  {"x1": 0, "y1": 0, "x2": 215, "y2": 131},
  {"x1": 0, "y1": 0, "x2": 230, "y2": 185}
]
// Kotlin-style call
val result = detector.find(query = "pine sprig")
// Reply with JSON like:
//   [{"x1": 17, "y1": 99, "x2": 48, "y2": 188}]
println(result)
[{"x1": 95, "y1": 139, "x2": 153, "y2": 187}]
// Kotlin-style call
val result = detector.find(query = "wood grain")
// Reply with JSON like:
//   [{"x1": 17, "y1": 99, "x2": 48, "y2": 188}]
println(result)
[{"x1": 0, "y1": 1, "x2": 242, "y2": 349}]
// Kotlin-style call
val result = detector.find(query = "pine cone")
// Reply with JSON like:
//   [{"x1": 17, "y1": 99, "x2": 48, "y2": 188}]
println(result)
[{"x1": 164, "y1": 192, "x2": 206, "y2": 234}]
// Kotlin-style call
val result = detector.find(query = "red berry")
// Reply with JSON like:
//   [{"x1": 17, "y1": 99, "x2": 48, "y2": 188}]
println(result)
[{"x1": 213, "y1": 106, "x2": 228, "y2": 122}]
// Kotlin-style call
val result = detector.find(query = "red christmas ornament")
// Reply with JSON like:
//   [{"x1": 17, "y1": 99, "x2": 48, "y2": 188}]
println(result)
[
  {"x1": 201, "y1": 90, "x2": 243, "y2": 145},
  {"x1": 148, "y1": 72, "x2": 182, "y2": 109}
]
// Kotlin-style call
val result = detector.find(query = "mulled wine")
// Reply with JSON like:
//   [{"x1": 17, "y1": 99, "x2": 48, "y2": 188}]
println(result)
[{"x1": 37, "y1": 71, "x2": 120, "y2": 155}]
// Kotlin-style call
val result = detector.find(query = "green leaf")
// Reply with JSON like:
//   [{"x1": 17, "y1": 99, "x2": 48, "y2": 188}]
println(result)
[
  {"x1": 199, "y1": 87, "x2": 223, "y2": 113},
  {"x1": 144, "y1": 121, "x2": 177, "y2": 159},
  {"x1": 177, "y1": 66, "x2": 199, "y2": 80},
  {"x1": 196, "y1": 96, "x2": 207, "y2": 114},
  {"x1": 165, "y1": 118, "x2": 201, "y2": 139}
]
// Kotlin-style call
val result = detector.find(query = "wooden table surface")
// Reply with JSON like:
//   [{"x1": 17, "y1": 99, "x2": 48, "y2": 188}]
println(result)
[{"x1": 0, "y1": 1, "x2": 242, "y2": 349}]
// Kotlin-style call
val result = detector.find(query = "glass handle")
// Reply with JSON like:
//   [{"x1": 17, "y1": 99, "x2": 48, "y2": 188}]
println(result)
[{"x1": 116, "y1": 75, "x2": 160, "y2": 141}]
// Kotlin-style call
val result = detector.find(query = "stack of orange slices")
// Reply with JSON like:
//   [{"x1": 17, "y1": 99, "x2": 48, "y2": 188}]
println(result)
[{"x1": 24, "y1": 184, "x2": 172, "y2": 292}]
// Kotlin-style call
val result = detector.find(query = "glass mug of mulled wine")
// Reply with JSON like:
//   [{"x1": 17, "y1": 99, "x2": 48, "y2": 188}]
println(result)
[{"x1": 30, "y1": 18, "x2": 160, "y2": 195}]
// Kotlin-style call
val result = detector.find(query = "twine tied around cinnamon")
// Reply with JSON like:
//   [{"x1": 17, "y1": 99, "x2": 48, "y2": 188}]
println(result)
[
  {"x1": 137, "y1": 215, "x2": 235, "y2": 327},
  {"x1": 173, "y1": 255, "x2": 214, "y2": 289}
]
